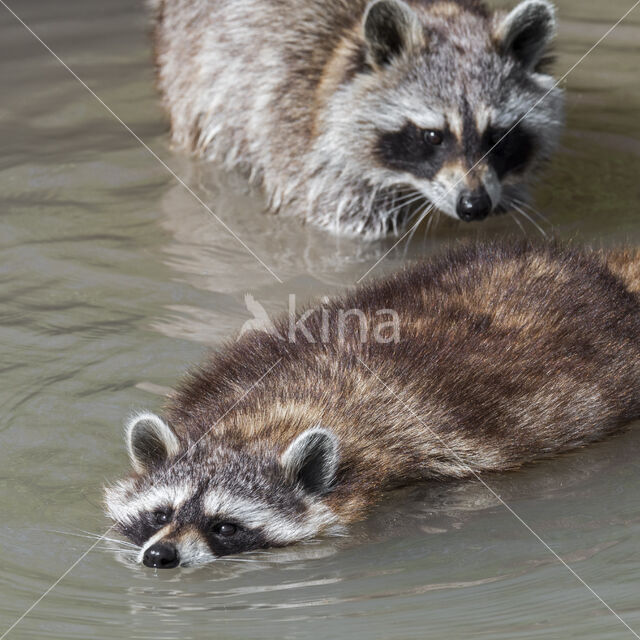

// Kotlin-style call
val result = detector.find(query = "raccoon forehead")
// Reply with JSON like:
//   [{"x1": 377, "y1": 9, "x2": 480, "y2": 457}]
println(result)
[
  {"x1": 405, "y1": 109, "x2": 445, "y2": 132},
  {"x1": 105, "y1": 481, "x2": 195, "y2": 524},
  {"x1": 375, "y1": 89, "x2": 445, "y2": 132},
  {"x1": 203, "y1": 490, "x2": 292, "y2": 529},
  {"x1": 472, "y1": 104, "x2": 493, "y2": 136}
]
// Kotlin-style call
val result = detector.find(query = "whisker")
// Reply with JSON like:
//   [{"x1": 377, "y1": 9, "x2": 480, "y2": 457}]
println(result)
[
  {"x1": 406, "y1": 203, "x2": 435, "y2": 249},
  {"x1": 513, "y1": 199, "x2": 552, "y2": 227},
  {"x1": 223, "y1": 557, "x2": 267, "y2": 564},
  {"x1": 380, "y1": 191, "x2": 416, "y2": 211},
  {"x1": 400, "y1": 203, "x2": 428, "y2": 234},
  {"x1": 424, "y1": 206, "x2": 438, "y2": 240},
  {"x1": 380, "y1": 193, "x2": 421, "y2": 238},
  {"x1": 77, "y1": 530, "x2": 140, "y2": 548},
  {"x1": 43, "y1": 528, "x2": 140, "y2": 549},
  {"x1": 415, "y1": 201, "x2": 434, "y2": 230},
  {"x1": 434, "y1": 210, "x2": 441, "y2": 233},
  {"x1": 93, "y1": 546, "x2": 137, "y2": 554},
  {"x1": 384, "y1": 194, "x2": 426, "y2": 220},
  {"x1": 513, "y1": 204, "x2": 548, "y2": 238},
  {"x1": 509, "y1": 211, "x2": 527, "y2": 237},
  {"x1": 387, "y1": 190, "x2": 424, "y2": 207},
  {"x1": 100, "y1": 538, "x2": 140, "y2": 549}
]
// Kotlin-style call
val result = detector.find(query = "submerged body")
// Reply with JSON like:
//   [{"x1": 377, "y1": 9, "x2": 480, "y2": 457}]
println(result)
[
  {"x1": 105, "y1": 242, "x2": 640, "y2": 568},
  {"x1": 152, "y1": 0, "x2": 564, "y2": 236}
]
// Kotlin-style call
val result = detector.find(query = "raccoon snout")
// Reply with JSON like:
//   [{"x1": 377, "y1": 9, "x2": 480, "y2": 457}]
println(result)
[
  {"x1": 143, "y1": 541, "x2": 179, "y2": 569},
  {"x1": 457, "y1": 188, "x2": 492, "y2": 222}
]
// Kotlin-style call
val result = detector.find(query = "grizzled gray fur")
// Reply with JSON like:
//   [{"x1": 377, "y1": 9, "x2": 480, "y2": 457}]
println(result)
[{"x1": 152, "y1": 0, "x2": 564, "y2": 236}]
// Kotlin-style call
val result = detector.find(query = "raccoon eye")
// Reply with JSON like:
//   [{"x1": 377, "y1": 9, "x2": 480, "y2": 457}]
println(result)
[
  {"x1": 424, "y1": 130, "x2": 443, "y2": 146},
  {"x1": 213, "y1": 522, "x2": 237, "y2": 537},
  {"x1": 153, "y1": 509, "x2": 172, "y2": 526}
]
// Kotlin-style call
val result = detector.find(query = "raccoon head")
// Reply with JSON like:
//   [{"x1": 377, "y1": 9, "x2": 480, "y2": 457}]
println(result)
[
  {"x1": 104, "y1": 413, "x2": 342, "y2": 568},
  {"x1": 318, "y1": 0, "x2": 563, "y2": 229}
]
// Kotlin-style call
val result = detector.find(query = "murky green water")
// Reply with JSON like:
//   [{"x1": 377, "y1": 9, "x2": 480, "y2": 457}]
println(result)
[{"x1": 1, "y1": 0, "x2": 640, "y2": 638}]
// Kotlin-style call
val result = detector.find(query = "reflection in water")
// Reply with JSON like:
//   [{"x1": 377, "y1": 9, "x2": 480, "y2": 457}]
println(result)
[{"x1": 1, "y1": 0, "x2": 640, "y2": 638}]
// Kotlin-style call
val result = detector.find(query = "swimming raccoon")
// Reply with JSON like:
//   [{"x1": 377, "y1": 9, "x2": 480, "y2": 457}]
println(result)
[
  {"x1": 105, "y1": 242, "x2": 640, "y2": 568},
  {"x1": 151, "y1": 0, "x2": 564, "y2": 237}
]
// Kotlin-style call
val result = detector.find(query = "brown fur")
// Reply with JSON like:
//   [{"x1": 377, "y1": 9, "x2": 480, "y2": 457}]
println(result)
[
  {"x1": 605, "y1": 248, "x2": 640, "y2": 296},
  {"x1": 166, "y1": 242, "x2": 640, "y2": 523}
]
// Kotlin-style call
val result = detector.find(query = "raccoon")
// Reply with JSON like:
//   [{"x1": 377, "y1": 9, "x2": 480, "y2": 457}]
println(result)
[
  {"x1": 151, "y1": 0, "x2": 564, "y2": 237},
  {"x1": 105, "y1": 242, "x2": 640, "y2": 568}
]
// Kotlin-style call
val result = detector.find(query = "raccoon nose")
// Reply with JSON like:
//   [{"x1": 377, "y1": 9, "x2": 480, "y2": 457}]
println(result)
[
  {"x1": 143, "y1": 542, "x2": 179, "y2": 569},
  {"x1": 457, "y1": 189, "x2": 492, "y2": 222}
]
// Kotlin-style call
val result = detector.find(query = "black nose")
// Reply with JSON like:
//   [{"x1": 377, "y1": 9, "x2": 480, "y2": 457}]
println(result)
[
  {"x1": 143, "y1": 542, "x2": 179, "y2": 569},
  {"x1": 456, "y1": 189, "x2": 492, "y2": 222}
]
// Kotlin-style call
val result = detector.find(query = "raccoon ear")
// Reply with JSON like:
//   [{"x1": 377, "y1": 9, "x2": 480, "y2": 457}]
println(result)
[
  {"x1": 363, "y1": 0, "x2": 424, "y2": 67},
  {"x1": 126, "y1": 412, "x2": 180, "y2": 474},
  {"x1": 281, "y1": 427, "x2": 339, "y2": 496},
  {"x1": 494, "y1": 0, "x2": 557, "y2": 72}
]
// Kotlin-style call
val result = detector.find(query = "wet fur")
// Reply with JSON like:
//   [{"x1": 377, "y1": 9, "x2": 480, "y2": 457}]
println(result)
[
  {"x1": 129, "y1": 243, "x2": 639, "y2": 520},
  {"x1": 105, "y1": 243, "x2": 640, "y2": 563},
  {"x1": 152, "y1": 0, "x2": 564, "y2": 236}
]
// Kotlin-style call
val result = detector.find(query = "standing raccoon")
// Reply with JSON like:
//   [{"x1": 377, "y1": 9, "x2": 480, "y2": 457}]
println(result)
[
  {"x1": 105, "y1": 242, "x2": 640, "y2": 568},
  {"x1": 152, "y1": 0, "x2": 564, "y2": 237}
]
